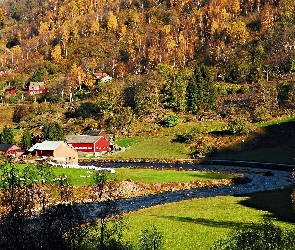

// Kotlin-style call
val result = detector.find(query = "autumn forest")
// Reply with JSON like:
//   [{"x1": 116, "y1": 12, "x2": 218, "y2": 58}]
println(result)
[{"x1": 0, "y1": 0, "x2": 295, "y2": 135}]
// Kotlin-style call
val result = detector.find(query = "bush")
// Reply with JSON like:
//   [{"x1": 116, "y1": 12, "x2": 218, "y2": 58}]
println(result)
[
  {"x1": 175, "y1": 127, "x2": 201, "y2": 143},
  {"x1": 138, "y1": 225, "x2": 164, "y2": 250},
  {"x1": 212, "y1": 218, "x2": 295, "y2": 250},
  {"x1": 228, "y1": 117, "x2": 250, "y2": 135},
  {"x1": 163, "y1": 114, "x2": 179, "y2": 127},
  {"x1": 252, "y1": 107, "x2": 271, "y2": 122}
]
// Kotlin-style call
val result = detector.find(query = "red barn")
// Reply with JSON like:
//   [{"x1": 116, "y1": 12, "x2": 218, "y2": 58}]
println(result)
[{"x1": 65, "y1": 135, "x2": 111, "y2": 155}]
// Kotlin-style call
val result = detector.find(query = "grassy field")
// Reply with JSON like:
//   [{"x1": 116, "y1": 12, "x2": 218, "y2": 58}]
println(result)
[
  {"x1": 109, "y1": 117, "x2": 295, "y2": 164},
  {"x1": 9, "y1": 165, "x2": 233, "y2": 186},
  {"x1": 113, "y1": 168, "x2": 233, "y2": 183},
  {"x1": 123, "y1": 189, "x2": 295, "y2": 250}
]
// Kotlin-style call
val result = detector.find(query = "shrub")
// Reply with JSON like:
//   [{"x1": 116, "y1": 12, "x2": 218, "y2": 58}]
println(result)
[
  {"x1": 212, "y1": 218, "x2": 295, "y2": 250},
  {"x1": 163, "y1": 114, "x2": 179, "y2": 127},
  {"x1": 138, "y1": 225, "x2": 164, "y2": 250},
  {"x1": 199, "y1": 144, "x2": 217, "y2": 156},
  {"x1": 228, "y1": 117, "x2": 250, "y2": 135},
  {"x1": 237, "y1": 85, "x2": 249, "y2": 94},
  {"x1": 175, "y1": 127, "x2": 201, "y2": 143},
  {"x1": 252, "y1": 106, "x2": 271, "y2": 122}
]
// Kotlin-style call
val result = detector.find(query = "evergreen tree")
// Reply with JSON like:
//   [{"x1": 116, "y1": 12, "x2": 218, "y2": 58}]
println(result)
[
  {"x1": 1, "y1": 125, "x2": 14, "y2": 144},
  {"x1": 21, "y1": 129, "x2": 32, "y2": 150},
  {"x1": 186, "y1": 64, "x2": 217, "y2": 114},
  {"x1": 41, "y1": 122, "x2": 50, "y2": 141},
  {"x1": 41, "y1": 122, "x2": 64, "y2": 141}
]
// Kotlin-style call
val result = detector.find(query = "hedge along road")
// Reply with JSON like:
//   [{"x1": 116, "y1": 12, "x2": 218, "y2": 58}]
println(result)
[{"x1": 74, "y1": 161, "x2": 295, "y2": 223}]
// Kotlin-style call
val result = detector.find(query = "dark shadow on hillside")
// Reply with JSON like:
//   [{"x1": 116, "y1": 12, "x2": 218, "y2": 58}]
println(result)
[
  {"x1": 234, "y1": 188, "x2": 295, "y2": 223},
  {"x1": 153, "y1": 215, "x2": 251, "y2": 229},
  {"x1": 207, "y1": 121, "x2": 295, "y2": 164}
]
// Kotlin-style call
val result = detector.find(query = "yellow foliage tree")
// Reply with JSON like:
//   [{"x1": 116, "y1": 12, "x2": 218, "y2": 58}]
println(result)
[
  {"x1": 51, "y1": 44, "x2": 63, "y2": 63},
  {"x1": 107, "y1": 11, "x2": 118, "y2": 32}
]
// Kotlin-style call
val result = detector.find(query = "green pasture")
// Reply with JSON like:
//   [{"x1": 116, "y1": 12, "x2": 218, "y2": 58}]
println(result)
[
  {"x1": 113, "y1": 168, "x2": 233, "y2": 184},
  {"x1": 112, "y1": 136, "x2": 190, "y2": 159},
  {"x1": 4, "y1": 164, "x2": 233, "y2": 186},
  {"x1": 123, "y1": 188, "x2": 295, "y2": 250},
  {"x1": 110, "y1": 117, "x2": 295, "y2": 164}
]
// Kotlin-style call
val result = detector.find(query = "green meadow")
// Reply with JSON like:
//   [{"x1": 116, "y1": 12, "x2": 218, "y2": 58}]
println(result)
[{"x1": 123, "y1": 189, "x2": 295, "y2": 249}]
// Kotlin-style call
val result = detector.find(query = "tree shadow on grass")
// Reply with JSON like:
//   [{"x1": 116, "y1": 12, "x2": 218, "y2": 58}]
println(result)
[
  {"x1": 206, "y1": 121, "x2": 295, "y2": 164},
  {"x1": 234, "y1": 188, "x2": 295, "y2": 223},
  {"x1": 153, "y1": 215, "x2": 251, "y2": 229}
]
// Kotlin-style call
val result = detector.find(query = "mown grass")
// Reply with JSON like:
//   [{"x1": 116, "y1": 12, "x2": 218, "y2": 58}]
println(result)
[
  {"x1": 253, "y1": 116, "x2": 295, "y2": 128},
  {"x1": 114, "y1": 168, "x2": 233, "y2": 183},
  {"x1": 112, "y1": 136, "x2": 190, "y2": 159},
  {"x1": 9, "y1": 165, "x2": 232, "y2": 186},
  {"x1": 123, "y1": 189, "x2": 295, "y2": 250}
]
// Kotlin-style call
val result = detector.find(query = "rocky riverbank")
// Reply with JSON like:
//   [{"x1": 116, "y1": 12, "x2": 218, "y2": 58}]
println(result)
[{"x1": 75, "y1": 163, "x2": 295, "y2": 223}]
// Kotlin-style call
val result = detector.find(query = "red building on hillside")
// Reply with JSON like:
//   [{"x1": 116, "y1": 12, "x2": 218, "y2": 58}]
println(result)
[
  {"x1": 26, "y1": 81, "x2": 48, "y2": 95},
  {"x1": 65, "y1": 135, "x2": 111, "y2": 155}
]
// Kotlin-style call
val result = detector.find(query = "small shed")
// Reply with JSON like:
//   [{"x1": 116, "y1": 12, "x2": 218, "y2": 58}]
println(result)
[
  {"x1": 65, "y1": 135, "x2": 111, "y2": 155},
  {"x1": 29, "y1": 141, "x2": 78, "y2": 164},
  {"x1": 0, "y1": 144, "x2": 25, "y2": 157}
]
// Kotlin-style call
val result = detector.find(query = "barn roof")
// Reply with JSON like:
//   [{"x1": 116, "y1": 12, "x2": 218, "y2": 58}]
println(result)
[{"x1": 65, "y1": 135, "x2": 105, "y2": 144}]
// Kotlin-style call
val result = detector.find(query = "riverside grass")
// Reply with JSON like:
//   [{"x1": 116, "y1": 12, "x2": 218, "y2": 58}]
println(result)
[
  {"x1": 122, "y1": 189, "x2": 295, "y2": 250},
  {"x1": 10, "y1": 165, "x2": 233, "y2": 186}
]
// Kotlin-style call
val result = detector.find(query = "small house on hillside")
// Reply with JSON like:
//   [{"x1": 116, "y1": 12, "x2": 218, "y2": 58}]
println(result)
[
  {"x1": 4, "y1": 88, "x2": 16, "y2": 95},
  {"x1": 26, "y1": 81, "x2": 48, "y2": 95},
  {"x1": 65, "y1": 135, "x2": 111, "y2": 156},
  {"x1": 93, "y1": 72, "x2": 112, "y2": 84},
  {"x1": 0, "y1": 144, "x2": 25, "y2": 158},
  {"x1": 28, "y1": 141, "x2": 78, "y2": 165}
]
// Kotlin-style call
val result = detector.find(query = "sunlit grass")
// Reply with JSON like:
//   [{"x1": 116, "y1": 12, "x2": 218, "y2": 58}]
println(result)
[
  {"x1": 8, "y1": 165, "x2": 232, "y2": 186},
  {"x1": 123, "y1": 190, "x2": 295, "y2": 250},
  {"x1": 114, "y1": 168, "x2": 233, "y2": 183}
]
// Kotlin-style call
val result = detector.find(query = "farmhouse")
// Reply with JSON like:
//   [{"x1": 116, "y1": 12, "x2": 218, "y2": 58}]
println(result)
[
  {"x1": 93, "y1": 72, "x2": 112, "y2": 84},
  {"x1": 29, "y1": 141, "x2": 78, "y2": 164},
  {"x1": 26, "y1": 81, "x2": 48, "y2": 95},
  {"x1": 65, "y1": 135, "x2": 111, "y2": 156},
  {"x1": 0, "y1": 144, "x2": 25, "y2": 157}
]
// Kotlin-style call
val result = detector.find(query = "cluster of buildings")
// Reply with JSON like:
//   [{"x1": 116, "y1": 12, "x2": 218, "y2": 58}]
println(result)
[
  {"x1": 0, "y1": 130, "x2": 113, "y2": 165},
  {"x1": 2, "y1": 72, "x2": 112, "y2": 96}
]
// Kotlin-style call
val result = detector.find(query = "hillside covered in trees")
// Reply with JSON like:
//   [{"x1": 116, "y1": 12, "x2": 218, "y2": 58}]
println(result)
[{"x1": 0, "y1": 0, "x2": 295, "y2": 135}]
